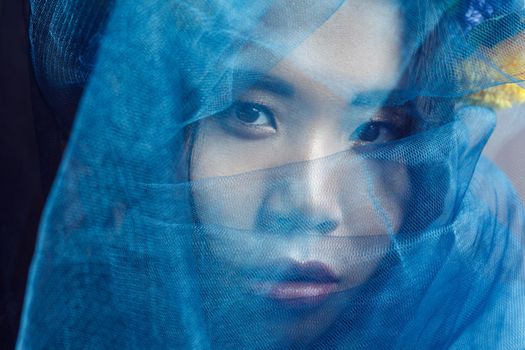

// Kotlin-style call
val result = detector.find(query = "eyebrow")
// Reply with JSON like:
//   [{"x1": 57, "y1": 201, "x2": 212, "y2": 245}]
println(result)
[
  {"x1": 351, "y1": 89, "x2": 410, "y2": 107},
  {"x1": 231, "y1": 70, "x2": 295, "y2": 98}
]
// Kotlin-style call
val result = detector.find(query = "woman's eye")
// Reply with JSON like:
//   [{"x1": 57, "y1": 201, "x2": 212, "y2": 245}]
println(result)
[
  {"x1": 232, "y1": 102, "x2": 274, "y2": 126},
  {"x1": 351, "y1": 121, "x2": 400, "y2": 144},
  {"x1": 216, "y1": 101, "x2": 277, "y2": 138}
]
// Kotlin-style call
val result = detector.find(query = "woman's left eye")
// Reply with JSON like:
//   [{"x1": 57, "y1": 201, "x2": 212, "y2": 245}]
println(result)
[{"x1": 351, "y1": 121, "x2": 401, "y2": 144}]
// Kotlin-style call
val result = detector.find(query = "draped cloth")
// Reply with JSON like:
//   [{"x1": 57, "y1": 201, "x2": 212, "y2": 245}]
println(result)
[{"x1": 18, "y1": 1, "x2": 525, "y2": 348}]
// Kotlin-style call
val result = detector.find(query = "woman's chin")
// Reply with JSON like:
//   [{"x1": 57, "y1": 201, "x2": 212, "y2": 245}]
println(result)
[{"x1": 203, "y1": 279, "x2": 350, "y2": 348}]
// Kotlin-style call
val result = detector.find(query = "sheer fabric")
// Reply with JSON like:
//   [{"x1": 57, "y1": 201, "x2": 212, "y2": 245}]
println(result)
[{"x1": 18, "y1": 0, "x2": 525, "y2": 348}]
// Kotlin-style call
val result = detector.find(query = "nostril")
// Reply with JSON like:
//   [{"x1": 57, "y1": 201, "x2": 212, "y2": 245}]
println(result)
[
  {"x1": 256, "y1": 209, "x2": 340, "y2": 235},
  {"x1": 314, "y1": 220, "x2": 338, "y2": 234}
]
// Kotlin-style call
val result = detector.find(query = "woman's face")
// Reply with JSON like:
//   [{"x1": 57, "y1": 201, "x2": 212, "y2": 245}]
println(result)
[{"x1": 191, "y1": 0, "x2": 408, "y2": 346}]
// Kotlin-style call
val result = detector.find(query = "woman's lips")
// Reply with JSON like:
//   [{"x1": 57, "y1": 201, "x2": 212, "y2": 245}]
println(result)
[
  {"x1": 262, "y1": 281, "x2": 339, "y2": 308},
  {"x1": 249, "y1": 261, "x2": 340, "y2": 308}
]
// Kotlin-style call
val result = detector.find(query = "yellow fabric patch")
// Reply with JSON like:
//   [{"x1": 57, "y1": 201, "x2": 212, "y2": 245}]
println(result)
[{"x1": 464, "y1": 31, "x2": 525, "y2": 109}]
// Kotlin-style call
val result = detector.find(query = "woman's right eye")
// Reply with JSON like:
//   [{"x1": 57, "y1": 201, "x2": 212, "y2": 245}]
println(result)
[
  {"x1": 216, "y1": 102, "x2": 277, "y2": 139},
  {"x1": 231, "y1": 102, "x2": 275, "y2": 127}
]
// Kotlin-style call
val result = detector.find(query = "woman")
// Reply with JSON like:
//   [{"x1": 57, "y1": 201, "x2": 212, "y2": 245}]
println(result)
[
  {"x1": 18, "y1": 0, "x2": 525, "y2": 348},
  {"x1": 190, "y1": 2, "x2": 409, "y2": 347}
]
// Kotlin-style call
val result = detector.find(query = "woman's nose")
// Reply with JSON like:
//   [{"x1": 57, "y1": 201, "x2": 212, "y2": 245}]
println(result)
[{"x1": 257, "y1": 158, "x2": 344, "y2": 236}]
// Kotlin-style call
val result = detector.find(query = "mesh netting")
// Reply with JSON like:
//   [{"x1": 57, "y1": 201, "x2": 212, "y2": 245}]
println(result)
[{"x1": 18, "y1": 0, "x2": 525, "y2": 348}]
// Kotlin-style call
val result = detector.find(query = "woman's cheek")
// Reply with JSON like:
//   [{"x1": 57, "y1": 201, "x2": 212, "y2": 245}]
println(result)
[
  {"x1": 191, "y1": 120, "x2": 282, "y2": 178},
  {"x1": 191, "y1": 173, "x2": 265, "y2": 230},
  {"x1": 190, "y1": 121, "x2": 286, "y2": 231}
]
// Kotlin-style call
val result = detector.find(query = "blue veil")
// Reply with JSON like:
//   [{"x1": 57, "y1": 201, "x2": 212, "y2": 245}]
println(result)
[{"x1": 18, "y1": 0, "x2": 525, "y2": 348}]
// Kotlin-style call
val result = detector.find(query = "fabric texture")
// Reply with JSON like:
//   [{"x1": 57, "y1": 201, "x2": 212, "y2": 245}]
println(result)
[{"x1": 18, "y1": 1, "x2": 525, "y2": 348}]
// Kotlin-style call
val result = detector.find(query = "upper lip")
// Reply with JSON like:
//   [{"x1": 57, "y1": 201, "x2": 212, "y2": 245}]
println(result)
[{"x1": 264, "y1": 259, "x2": 340, "y2": 284}]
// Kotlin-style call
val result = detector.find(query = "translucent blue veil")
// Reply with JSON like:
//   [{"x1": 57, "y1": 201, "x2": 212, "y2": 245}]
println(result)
[{"x1": 18, "y1": 0, "x2": 525, "y2": 348}]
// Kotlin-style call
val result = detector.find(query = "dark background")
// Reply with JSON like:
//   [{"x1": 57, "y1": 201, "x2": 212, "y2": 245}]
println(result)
[{"x1": 0, "y1": 0, "x2": 65, "y2": 347}]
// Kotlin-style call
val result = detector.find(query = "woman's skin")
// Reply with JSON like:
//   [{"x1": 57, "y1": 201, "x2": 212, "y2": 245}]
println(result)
[{"x1": 190, "y1": 0, "x2": 410, "y2": 347}]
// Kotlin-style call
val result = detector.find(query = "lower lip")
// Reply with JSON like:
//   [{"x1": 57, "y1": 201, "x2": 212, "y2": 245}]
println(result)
[{"x1": 251, "y1": 281, "x2": 338, "y2": 308}]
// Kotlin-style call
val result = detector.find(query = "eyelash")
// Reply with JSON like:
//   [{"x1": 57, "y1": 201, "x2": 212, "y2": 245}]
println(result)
[
  {"x1": 219, "y1": 100, "x2": 413, "y2": 144},
  {"x1": 232, "y1": 102, "x2": 276, "y2": 126},
  {"x1": 217, "y1": 102, "x2": 277, "y2": 138},
  {"x1": 351, "y1": 104, "x2": 416, "y2": 144},
  {"x1": 350, "y1": 120, "x2": 405, "y2": 144}
]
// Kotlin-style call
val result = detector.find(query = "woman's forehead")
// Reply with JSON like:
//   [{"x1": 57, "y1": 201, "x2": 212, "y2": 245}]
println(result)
[
  {"x1": 281, "y1": 1, "x2": 403, "y2": 91},
  {"x1": 234, "y1": 0, "x2": 403, "y2": 101}
]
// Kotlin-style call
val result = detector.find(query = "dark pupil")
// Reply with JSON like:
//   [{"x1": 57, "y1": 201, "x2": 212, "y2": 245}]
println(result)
[
  {"x1": 357, "y1": 123, "x2": 380, "y2": 142},
  {"x1": 236, "y1": 104, "x2": 260, "y2": 123}
]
